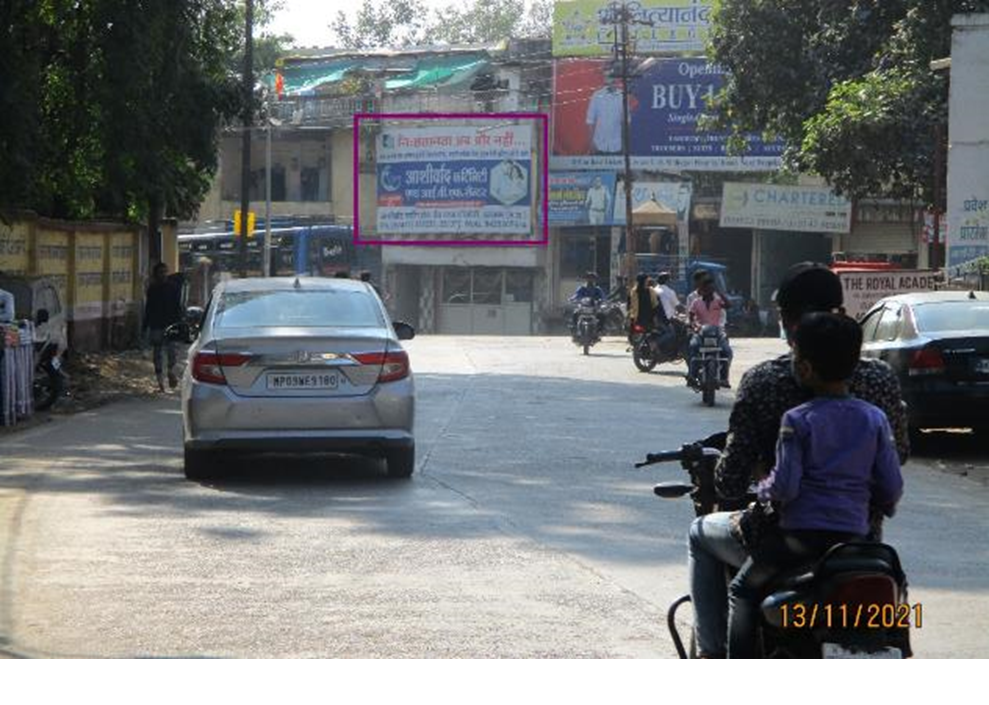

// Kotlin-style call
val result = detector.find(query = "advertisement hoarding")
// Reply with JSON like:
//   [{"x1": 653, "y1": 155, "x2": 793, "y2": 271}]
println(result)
[
  {"x1": 549, "y1": 172, "x2": 617, "y2": 225},
  {"x1": 719, "y1": 182, "x2": 852, "y2": 234},
  {"x1": 552, "y1": 0, "x2": 713, "y2": 57},
  {"x1": 376, "y1": 125, "x2": 533, "y2": 236},
  {"x1": 611, "y1": 180, "x2": 692, "y2": 225},
  {"x1": 838, "y1": 269, "x2": 941, "y2": 320},
  {"x1": 551, "y1": 58, "x2": 783, "y2": 171}
]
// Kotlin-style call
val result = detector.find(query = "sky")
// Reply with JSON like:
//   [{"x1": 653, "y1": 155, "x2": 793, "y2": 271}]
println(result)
[{"x1": 269, "y1": 0, "x2": 460, "y2": 49}]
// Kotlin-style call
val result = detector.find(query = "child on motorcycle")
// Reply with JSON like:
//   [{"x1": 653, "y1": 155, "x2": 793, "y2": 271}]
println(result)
[{"x1": 726, "y1": 312, "x2": 904, "y2": 658}]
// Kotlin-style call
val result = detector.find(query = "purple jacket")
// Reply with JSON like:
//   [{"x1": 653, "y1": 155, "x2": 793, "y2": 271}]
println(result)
[{"x1": 757, "y1": 397, "x2": 904, "y2": 535}]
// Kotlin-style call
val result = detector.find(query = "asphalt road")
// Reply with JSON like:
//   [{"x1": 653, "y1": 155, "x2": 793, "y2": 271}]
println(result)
[{"x1": 1, "y1": 336, "x2": 987, "y2": 657}]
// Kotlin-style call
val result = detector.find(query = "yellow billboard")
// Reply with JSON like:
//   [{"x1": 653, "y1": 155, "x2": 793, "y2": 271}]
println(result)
[
  {"x1": 552, "y1": 0, "x2": 713, "y2": 57},
  {"x1": 109, "y1": 232, "x2": 136, "y2": 306}
]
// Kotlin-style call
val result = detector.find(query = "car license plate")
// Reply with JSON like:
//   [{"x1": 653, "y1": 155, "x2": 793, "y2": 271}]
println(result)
[
  {"x1": 822, "y1": 643, "x2": 901, "y2": 659},
  {"x1": 266, "y1": 371, "x2": 339, "y2": 390},
  {"x1": 975, "y1": 358, "x2": 989, "y2": 375},
  {"x1": 703, "y1": 337, "x2": 719, "y2": 346}
]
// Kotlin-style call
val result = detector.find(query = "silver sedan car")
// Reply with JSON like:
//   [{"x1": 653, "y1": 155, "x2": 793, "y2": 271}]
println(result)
[{"x1": 181, "y1": 277, "x2": 415, "y2": 480}]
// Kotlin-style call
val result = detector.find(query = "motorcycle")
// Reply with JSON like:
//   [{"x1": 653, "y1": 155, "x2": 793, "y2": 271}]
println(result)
[
  {"x1": 636, "y1": 433, "x2": 912, "y2": 659},
  {"x1": 689, "y1": 324, "x2": 731, "y2": 407},
  {"x1": 631, "y1": 316, "x2": 690, "y2": 373},
  {"x1": 570, "y1": 297, "x2": 602, "y2": 355},
  {"x1": 601, "y1": 301, "x2": 627, "y2": 337},
  {"x1": 33, "y1": 335, "x2": 67, "y2": 411}
]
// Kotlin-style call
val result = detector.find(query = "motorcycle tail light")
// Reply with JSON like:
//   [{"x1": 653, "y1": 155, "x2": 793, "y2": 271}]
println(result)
[
  {"x1": 824, "y1": 575, "x2": 900, "y2": 607},
  {"x1": 632, "y1": 324, "x2": 645, "y2": 334}
]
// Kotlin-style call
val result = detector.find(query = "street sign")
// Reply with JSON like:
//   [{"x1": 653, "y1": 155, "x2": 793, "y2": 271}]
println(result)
[{"x1": 233, "y1": 210, "x2": 256, "y2": 238}]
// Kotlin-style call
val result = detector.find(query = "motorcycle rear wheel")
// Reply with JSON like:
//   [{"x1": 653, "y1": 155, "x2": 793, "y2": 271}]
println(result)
[
  {"x1": 702, "y1": 361, "x2": 717, "y2": 406},
  {"x1": 632, "y1": 341, "x2": 657, "y2": 372},
  {"x1": 582, "y1": 343, "x2": 589, "y2": 356}
]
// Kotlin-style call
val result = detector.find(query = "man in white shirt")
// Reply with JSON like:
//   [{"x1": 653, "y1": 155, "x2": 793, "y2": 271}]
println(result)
[
  {"x1": 584, "y1": 176, "x2": 611, "y2": 225},
  {"x1": 585, "y1": 78, "x2": 625, "y2": 154},
  {"x1": 653, "y1": 271, "x2": 680, "y2": 319}
]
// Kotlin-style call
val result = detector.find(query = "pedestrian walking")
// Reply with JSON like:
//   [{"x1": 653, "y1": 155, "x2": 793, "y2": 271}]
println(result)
[{"x1": 144, "y1": 262, "x2": 183, "y2": 392}]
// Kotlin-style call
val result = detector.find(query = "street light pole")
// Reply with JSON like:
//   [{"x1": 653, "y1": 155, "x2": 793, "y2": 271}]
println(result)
[
  {"x1": 264, "y1": 91, "x2": 272, "y2": 277},
  {"x1": 238, "y1": 0, "x2": 255, "y2": 278}
]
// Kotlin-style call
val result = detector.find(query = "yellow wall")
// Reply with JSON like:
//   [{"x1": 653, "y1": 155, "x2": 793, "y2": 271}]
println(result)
[{"x1": 0, "y1": 220, "x2": 31, "y2": 274}]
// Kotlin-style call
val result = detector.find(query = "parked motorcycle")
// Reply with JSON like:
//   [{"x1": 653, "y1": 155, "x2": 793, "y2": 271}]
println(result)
[
  {"x1": 570, "y1": 297, "x2": 602, "y2": 355},
  {"x1": 601, "y1": 301, "x2": 627, "y2": 337},
  {"x1": 636, "y1": 433, "x2": 912, "y2": 659},
  {"x1": 631, "y1": 316, "x2": 690, "y2": 373},
  {"x1": 31, "y1": 309, "x2": 68, "y2": 411},
  {"x1": 689, "y1": 324, "x2": 730, "y2": 406}
]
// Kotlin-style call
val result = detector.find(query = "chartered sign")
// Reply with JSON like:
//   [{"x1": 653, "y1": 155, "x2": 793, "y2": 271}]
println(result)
[{"x1": 719, "y1": 182, "x2": 852, "y2": 234}]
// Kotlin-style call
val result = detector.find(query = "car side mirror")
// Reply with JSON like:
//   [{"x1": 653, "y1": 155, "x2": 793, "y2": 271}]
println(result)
[
  {"x1": 35, "y1": 308, "x2": 50, "y2": 326},
  {"x1": 393, "y1": 321, "x2": 416, "y2": 341}
]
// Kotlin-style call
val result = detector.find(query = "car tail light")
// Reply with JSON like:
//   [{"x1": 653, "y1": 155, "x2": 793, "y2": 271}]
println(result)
[
  {"x1": 191, "y1": 351, "x2": 251, "y2": 385},
  {"x1": 353, "y1": 350, "x2": 410, "y2": 383},
  {"x1": 908, "y1": 346, "x2": 945, "y2": 376}
]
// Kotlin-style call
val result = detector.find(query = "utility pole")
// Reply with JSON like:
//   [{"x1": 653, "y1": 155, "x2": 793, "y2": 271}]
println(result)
[
  {"x1": 604, "y1": 1, "x2": 645, "y2": 279},
  {"x1": 264, "y1": 97, "x2": 272, "y2": 278},
  {"x1": 239, "y1": 0, "x2": 255, "y2": 278}
]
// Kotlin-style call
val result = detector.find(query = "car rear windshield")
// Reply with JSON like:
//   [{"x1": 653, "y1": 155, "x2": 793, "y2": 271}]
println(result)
[
  {"x1": 913, "y1": 302, "x2": 989, "y2": 333},
  {"x1": 215, "y1": 289, "x2": 384, "y2": 328}
]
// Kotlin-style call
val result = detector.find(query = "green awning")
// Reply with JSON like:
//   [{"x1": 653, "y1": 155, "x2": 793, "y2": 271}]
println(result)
[
  {"x1": 384, "y1": 55, "x2": 489, "y2": 90},
  {"x1": 281, "y1": 60, "x2": 362, "y2": 95}
]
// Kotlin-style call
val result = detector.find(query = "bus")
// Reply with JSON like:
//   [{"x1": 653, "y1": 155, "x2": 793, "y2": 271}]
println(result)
[{"x1": 178, "y1": 221, "x2": 380, "y2": 280}]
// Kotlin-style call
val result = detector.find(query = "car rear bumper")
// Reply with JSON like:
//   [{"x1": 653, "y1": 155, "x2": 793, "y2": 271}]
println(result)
[
  {"x1": 182, "y1": 375, "x2": 415, "y2": 448},
  {"x1": 904, "y1": 384, "x2": 989, "y2": 428},
  {"x1": 184, "y1": 429, "x2": 414, "y2": 454}
]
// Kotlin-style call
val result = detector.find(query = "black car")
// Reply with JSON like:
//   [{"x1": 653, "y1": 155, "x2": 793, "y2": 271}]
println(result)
[{"x1": 860, "y1": 291, "x2": 989, "y2": 434}]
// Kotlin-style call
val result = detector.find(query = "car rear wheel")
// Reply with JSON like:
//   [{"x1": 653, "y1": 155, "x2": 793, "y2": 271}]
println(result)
[{"x1": 385, "y1": 445, "x2": 415, "y2": 479}]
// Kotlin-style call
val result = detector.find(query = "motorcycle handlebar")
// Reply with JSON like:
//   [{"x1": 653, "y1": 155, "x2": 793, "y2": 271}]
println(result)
[{"x1": 634, "y1": 445, "x2": 721, "y2": 468}]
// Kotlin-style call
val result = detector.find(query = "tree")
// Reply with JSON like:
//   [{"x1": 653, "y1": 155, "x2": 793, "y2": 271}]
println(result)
[
  {"x1": 708, "y1": 0, "x2": 989, "y2": 202},
  {"x1": 330, "y1": 0, "x2": 552, "y2": 50},
  {"x1": 0, "y1": 0, "x2": 243, "y2": 239}
]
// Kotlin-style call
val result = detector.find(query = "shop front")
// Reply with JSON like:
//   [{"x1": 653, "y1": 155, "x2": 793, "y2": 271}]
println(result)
[{"x1": 382, "y1": 246, "x2": 547, "y2": 335}]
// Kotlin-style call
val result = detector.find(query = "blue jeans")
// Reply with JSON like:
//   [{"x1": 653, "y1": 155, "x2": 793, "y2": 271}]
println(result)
[
  {"x1": 687, "y1": 334, "x2": 733, "y2": 382},
  {"x1": 687, "y1": 512, "x2": 748, "y2": 657}
]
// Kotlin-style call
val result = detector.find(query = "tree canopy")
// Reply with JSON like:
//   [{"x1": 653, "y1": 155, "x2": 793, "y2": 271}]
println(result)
[
  {"x1": 0, "y1": 0, "x2": 250, "y2": 226},
  {"x1": 330, "y1": 0, "x2": 552, "y2": 50},
  {"x1": 708, "y1": 0, "x2": 989, "y2": 203}
]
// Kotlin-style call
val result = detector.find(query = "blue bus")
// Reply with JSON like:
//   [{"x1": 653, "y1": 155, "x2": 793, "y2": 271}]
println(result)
[{"x1": 178, "y1": 221, "x2": 380, "y2": 280}]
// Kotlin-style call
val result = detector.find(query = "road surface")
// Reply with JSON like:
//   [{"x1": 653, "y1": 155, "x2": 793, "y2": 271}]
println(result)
[{"x1": 1, "y1": 337, "x2": 987, "y2": 657}]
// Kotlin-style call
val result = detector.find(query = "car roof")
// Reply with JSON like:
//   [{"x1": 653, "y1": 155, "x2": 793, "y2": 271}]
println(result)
[
  {"x1": 217, "y1": 276, "x2": 372, "y2": 294},
  {"x1": 876, "y1": 290, "x2": 989, "y2": 306}
]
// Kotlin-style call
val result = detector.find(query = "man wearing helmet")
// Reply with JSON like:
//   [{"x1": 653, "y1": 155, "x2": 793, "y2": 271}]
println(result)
[{"x1": 685, "y1": 262, "x2": 910, "y2": 659}]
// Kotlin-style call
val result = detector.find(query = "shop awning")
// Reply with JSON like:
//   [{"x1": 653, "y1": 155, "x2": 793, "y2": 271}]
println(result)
[
  {"x1": 632, "y1": 199, "x2": 678, "y2": 227},
  {"x1": 384, "y1": 55, "x2": 489, "y2": 90}
]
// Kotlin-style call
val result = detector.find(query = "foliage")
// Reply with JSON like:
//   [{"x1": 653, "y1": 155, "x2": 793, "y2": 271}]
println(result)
[
  {"x1": 330, "y1": 0, "x2": 553, "y2": 50},
  {"x1": 0, "y1": 0, "x2": 244, "y2": 224},
  {"x1": 708, "y1": 0, "x2": 989, "y2": 202}
]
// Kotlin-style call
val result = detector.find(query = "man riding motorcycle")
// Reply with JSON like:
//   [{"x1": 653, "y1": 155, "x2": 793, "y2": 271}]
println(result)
[
  {"x1": 685, "y1": 262, "x2": 911, "y2": 659},
  {"x1": 686, "y1": 276, "x2": 732, "y2": 388},
  {"x1": 569, "y1": 271, "x2": 607, "y2": 333}
]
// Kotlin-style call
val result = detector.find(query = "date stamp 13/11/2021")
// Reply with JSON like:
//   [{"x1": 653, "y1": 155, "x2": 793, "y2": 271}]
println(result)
[{"x1": 780, "y1": 603, "x2": 923, "y2": 630}]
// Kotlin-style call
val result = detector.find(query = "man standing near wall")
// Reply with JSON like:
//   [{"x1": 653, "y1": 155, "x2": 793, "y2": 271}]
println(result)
[{"x1": 143, "y1": 262, "x2": 183, "y2": 391}]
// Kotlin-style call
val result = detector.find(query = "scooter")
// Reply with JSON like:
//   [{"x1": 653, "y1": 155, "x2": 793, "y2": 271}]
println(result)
[{"x1": 636, "y1": 433, "x2": 912, "y2": 659}]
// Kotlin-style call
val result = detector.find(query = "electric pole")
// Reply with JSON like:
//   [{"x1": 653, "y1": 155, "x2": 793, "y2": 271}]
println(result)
[
  {"x1": 239, "y1": 0, "x2": 255, "y2": 278},
  {"x1": 604, "y1": 1, "x2": 645, "y2": 279}
]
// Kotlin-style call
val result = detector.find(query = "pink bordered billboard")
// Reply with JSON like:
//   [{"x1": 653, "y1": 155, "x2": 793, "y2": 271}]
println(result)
[{"x1": 353, "y1": 113, "x2": 549, "y2": 247}]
